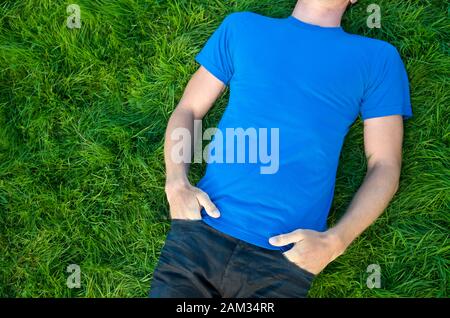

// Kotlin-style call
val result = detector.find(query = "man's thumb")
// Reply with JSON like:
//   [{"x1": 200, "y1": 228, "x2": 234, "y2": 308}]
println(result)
[
  {"x1": 269, "y1": 229, "x2": 304, "y2": 246},
  {"x1": 196, "y1": 191, "x2": 220, "y2": 218}
]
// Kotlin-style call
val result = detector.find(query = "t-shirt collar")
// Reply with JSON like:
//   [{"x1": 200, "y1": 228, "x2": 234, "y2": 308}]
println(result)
[{"x1": 286, "y1": 15, "x2": 344, "y2": 32}]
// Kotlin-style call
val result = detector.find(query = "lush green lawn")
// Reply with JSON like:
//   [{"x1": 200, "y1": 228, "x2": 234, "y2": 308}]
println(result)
[{"x1": 0, "y1": 0, "x2": 448, "y2": 297}]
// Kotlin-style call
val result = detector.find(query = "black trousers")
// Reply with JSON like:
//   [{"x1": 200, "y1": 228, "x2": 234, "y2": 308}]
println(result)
[{"x1": 149, "y1": 219, "x2": 315, "y2": 298}]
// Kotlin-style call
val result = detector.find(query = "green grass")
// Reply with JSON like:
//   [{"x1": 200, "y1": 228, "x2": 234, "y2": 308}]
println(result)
[{"x1": 0, "y1": 0, "x2": 448, "y2": 297}]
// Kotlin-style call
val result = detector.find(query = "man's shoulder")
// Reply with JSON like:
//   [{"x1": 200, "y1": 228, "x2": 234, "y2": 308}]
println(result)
[
  {"x1": 223, "y1": 11, "x2": 275, "y2": 27},
  {"x1": 225, "y1": 11, "x2": 267, "y2": 20},
  {"x1": 346, "y1": 32, "x2": 399, "y2": 54}
]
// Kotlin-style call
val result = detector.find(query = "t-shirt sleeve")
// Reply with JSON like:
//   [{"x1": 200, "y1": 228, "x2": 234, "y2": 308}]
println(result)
[
  {"x1": 195, "y1": 14, "x2": 235, "y2": 85},
  {"x1": 360, "y1": 43, "x2": 413, "y2": 120}
]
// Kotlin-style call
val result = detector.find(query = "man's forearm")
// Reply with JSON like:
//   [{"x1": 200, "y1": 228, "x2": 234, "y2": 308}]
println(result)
[
  {"x1": 163, "y1": 103, "x2": 221, "y2": 220},
  {"x1": 327, "y1": 162, "x2": 401, "y2": 255},
  {"x1": 164, "y1": 106, "x2": 195, "y2": 188}
]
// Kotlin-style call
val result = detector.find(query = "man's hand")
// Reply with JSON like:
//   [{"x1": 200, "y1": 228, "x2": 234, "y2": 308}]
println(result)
[
  {"x1": 269, "y1": 229, "x2": 346, "y2": 275},
  {"x1": 165, "y1": 181, "x2": 221, "y2": 220}
]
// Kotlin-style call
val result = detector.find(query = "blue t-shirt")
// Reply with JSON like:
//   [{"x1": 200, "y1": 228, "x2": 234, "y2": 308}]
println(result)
[{"x1": 195, "y1": 12, "x2": 412, "y2": 251}]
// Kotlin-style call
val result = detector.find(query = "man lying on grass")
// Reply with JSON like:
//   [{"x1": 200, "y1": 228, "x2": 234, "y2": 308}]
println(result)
[{"x1": 150, "y1": 0, "x2": 412, "y2": 298}]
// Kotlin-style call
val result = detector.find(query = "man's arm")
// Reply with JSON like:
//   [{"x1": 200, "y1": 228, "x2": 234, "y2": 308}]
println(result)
[
  {"x1": 270, "y1": 115, "x2": 404, "y2": 275},
  {"x1": 327, "y1": 115, "x2": 403, "y2": 250},
  {"x1": 164, "y1": 66, "x2": 225, "y2": 220}
]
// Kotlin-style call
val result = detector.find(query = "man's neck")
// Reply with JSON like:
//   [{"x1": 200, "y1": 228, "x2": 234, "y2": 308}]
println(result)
[{"x1": 291, "y1": 0, "x2": 348, "y2": 27}]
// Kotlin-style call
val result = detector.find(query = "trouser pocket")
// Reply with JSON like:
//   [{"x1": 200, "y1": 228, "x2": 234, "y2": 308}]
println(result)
[{"x1": 280, "y1": 252, "x2": 316, "y2": 281}]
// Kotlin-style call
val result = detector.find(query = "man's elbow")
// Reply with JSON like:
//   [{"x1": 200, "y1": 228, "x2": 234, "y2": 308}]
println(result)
[
  {"x1": 367, "y1": 161, "x2": 401, "y2": 193},
  {"x1": 175, "y1": 102, "x2": 206, "y2": 120}
]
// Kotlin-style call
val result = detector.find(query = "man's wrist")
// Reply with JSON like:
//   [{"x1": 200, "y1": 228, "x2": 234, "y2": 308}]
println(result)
[
  {"x1": 325, "y1": 227, "x2": 351, "y2": 259},
  {"x1": 165, "y1": 175, "x2": 190, "y2": 193}
]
